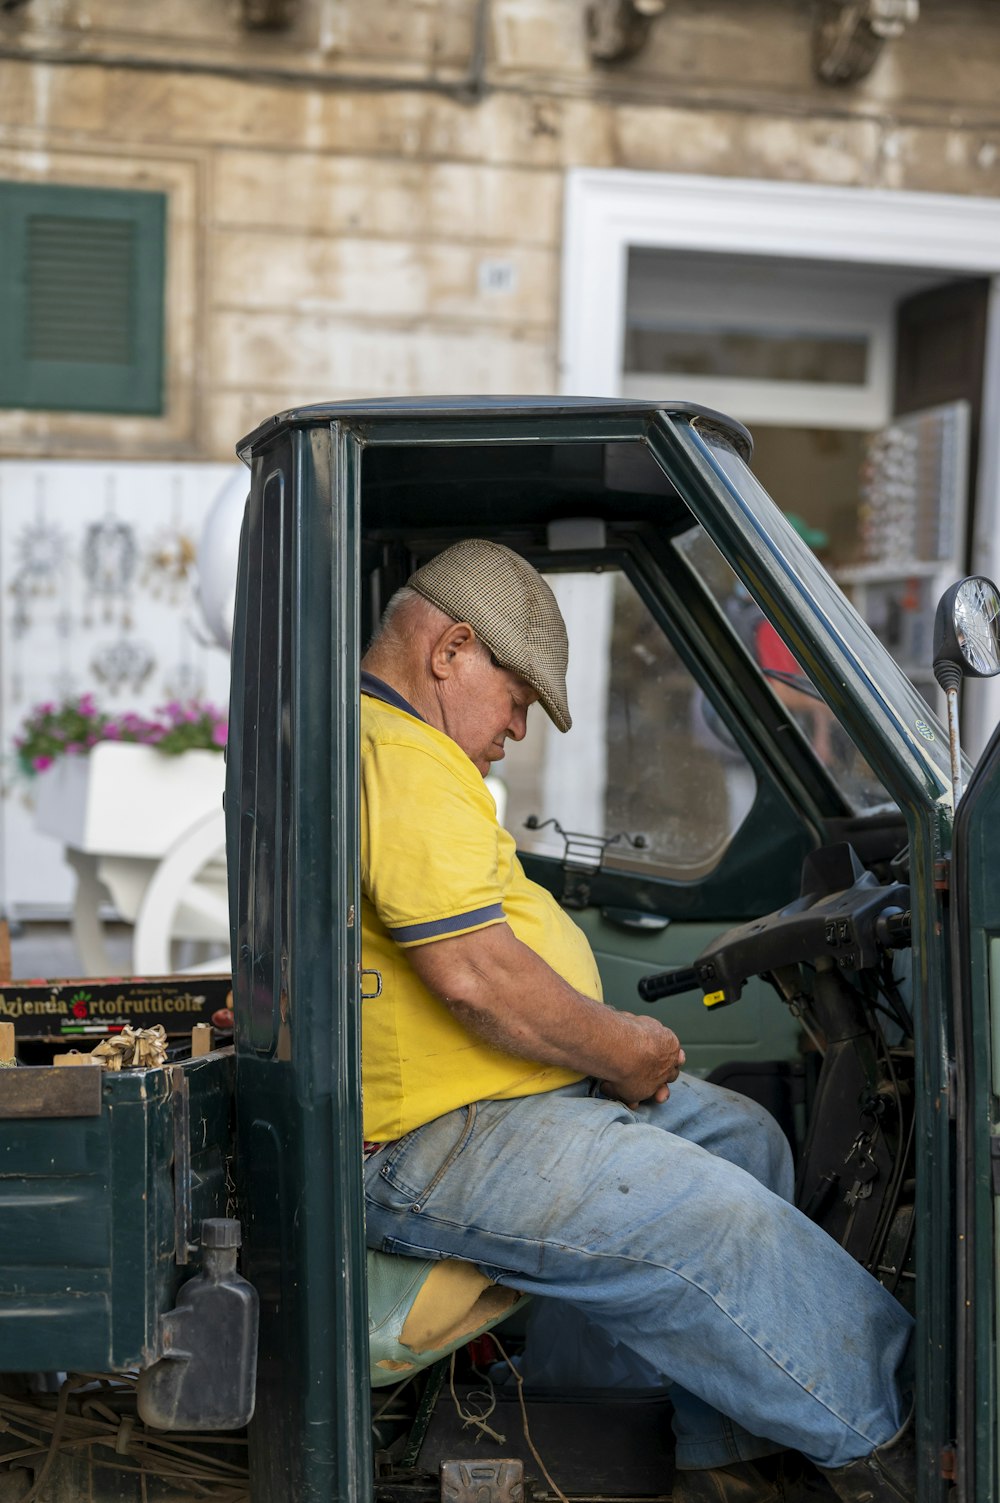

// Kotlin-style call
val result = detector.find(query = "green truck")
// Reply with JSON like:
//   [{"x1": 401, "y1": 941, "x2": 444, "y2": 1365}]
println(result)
[{"x1": 1, "y1": 397, "x2": 998, "y2": 1503}]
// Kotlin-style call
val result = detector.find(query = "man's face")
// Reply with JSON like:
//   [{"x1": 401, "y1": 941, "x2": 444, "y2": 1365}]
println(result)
[{"x1": 441, "y1": 648, "x2": 538, "y2": 776}]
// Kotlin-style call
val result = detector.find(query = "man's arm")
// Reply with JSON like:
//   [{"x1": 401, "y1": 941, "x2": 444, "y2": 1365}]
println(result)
[{"x1": 405, "y1": 921, "x2": 685, "y2": 1107}]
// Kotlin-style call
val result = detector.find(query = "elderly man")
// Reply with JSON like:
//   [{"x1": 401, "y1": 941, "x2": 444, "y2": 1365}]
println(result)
[{"x1": 359, "y1": 539, "x2": 914, "y2": 1503}]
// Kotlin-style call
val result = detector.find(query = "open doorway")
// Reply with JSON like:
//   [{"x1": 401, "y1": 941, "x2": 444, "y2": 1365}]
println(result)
[
  {"x1": 560, "y1": 171, "x2": 1000, "y2": 755},
  {"x1": 621, "y1": 247, "x2": 982, "y2": 715}
]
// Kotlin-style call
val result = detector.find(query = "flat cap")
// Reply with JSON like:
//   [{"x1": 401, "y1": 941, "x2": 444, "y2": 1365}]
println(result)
[{"x1": 408, "y1": 539, "x2": 571, "y2": 732}]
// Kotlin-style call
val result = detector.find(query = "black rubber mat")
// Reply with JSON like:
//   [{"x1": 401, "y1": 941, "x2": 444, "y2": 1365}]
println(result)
[{"x1": 418, "y1": 1383, "x2": 675, "y2": 1497}]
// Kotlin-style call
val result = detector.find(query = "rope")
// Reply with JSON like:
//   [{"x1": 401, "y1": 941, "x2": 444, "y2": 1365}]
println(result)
[
  {"x1": 486, "y1": 1335, "x2": 570, "y2": 1503},
  {"x1": 448, "y1": 1353, "x2": 506, "y2": 1447},
  {"x1": 0, "y1": 1376, "x2": 249, "y2": 1500},
  {"x1": 14, "y1": 1376, "x2": 81, "y2": 1503},
  {"x1": 3, "y1": 1347, "x2": 564, "y2": 1503}
]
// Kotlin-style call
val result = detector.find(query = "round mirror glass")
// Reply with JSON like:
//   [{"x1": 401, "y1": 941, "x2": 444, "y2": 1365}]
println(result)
[{"x1": 953, "y1": 575, "x2": 1000, "y2": 676}]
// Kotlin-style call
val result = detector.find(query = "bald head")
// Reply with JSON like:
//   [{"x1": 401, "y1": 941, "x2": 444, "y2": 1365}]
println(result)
[
  {"x1": 364, "y1": 585, "x2": 494, "y2": 713},
  {"x1": 370, "y1": 587, "x2": 459, "y2": 660}
]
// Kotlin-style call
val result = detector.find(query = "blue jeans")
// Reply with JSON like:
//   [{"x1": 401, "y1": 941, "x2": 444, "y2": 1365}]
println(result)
[{"x1": 363, "y1": 1074, "x2": 913, "y2": 1470}]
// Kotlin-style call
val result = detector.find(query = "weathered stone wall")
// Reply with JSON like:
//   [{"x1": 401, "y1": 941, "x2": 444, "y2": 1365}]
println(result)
[{"x1": 1, "y1": 0, "x2": 998, "y2": 460}]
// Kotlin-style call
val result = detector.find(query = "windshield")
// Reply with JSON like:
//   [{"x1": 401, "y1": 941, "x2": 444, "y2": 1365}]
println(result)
[
  {"x1": 674, "y1": 523, "x2": 892, "y2": 813},
  {"x1": 681, "y1": 422, "x2": 954, "y2": 811}
]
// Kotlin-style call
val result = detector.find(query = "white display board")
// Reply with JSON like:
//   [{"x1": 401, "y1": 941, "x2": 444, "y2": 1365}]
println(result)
[{"x1": 0, "y1": 460, "x2": 242, "y2": 915}]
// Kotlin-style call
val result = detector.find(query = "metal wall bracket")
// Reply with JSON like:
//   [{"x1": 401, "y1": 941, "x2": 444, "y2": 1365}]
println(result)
[
  {"x1": 586, "y1": 0, "x2": 669, "y2": 64},
  {"x1": 239, "y1": 0, "x2": 298, "y2": 30},
  {"x1": 812, "y1": 0, "x2": 919, "y2": 86}
]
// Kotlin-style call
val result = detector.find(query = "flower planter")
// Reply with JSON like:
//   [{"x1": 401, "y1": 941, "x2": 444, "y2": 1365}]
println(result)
[{"x1": 33, "y1": 741, "x2": 224, "y2": 859}]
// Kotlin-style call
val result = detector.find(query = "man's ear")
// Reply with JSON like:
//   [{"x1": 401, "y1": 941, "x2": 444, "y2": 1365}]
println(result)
[{"x1": 429, "y1": 621, "x2": 477, "y2": 682}]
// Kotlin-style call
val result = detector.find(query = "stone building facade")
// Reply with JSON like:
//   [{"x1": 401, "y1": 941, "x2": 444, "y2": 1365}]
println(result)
[
  {"x1": 3, "y1": 1, "x2": 1000, "y2": 917},
  {"x1": 1, "y1": 0, "x2": 999, "y2": 464}
]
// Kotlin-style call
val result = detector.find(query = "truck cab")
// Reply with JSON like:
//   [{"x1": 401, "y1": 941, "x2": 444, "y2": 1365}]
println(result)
[{"x1": 2, "y1": 396, "x2": 999, "y2": 1503}]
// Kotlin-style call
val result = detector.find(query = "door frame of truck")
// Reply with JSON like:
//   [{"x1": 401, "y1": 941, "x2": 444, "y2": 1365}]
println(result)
[{"x1": 231, "y1": 400, "x2": 969, "y2": 1503}]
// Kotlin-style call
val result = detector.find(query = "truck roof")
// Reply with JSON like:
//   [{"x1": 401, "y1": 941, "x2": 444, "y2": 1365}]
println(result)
[{"x1": 236, "y1": 395, "x2": 753, "y2": 463}]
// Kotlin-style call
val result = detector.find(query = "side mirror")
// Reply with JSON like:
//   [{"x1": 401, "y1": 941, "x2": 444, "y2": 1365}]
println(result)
[
  {"x1": 932, "y1": 575, "x2": 1000, "y2": 805},
  {"x1": 933, "y1": 576, "x2": 1000, "y2": 685}
]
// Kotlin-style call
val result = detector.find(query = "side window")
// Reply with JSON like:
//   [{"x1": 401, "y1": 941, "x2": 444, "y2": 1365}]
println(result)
[{"x1": 500, "y1": 568, "x2": 758, "y2": 881}]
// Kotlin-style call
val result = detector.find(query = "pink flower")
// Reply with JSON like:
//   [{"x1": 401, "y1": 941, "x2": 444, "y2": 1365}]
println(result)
[
  {"x1": 65, "y1": 742, "x2": 83, "y2": 756},
  {"x1": 212, "y1": 721, "x2": 228, "y2": 747},
  {"x1": 103, "y1": 723, "x2": 121, "y2": 740},
  {"x1": 36, "y1": 702, "x2": 55, "y2": 716},
  {"x1": 78, "y1": 694, "x2": 97, "y2": 714},
  {"x1": 32, "y1": 755, "x2": 53, "y2": 771}
]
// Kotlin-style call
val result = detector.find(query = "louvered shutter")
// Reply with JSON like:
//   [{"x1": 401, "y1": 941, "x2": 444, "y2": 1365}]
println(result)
[{"x1": 0, "y1": 182, "x2": 166, "y2": 414}]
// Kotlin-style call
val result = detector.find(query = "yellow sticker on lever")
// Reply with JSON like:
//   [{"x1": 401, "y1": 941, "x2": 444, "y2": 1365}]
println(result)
[{"x1": 703, "y1": 989, "x2": 728, "y2": 1009}]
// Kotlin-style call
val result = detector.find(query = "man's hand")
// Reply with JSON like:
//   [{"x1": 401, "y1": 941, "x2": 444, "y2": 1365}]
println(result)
[
  {"x1": 404, "y1": 921, "x2": 685, "y2": 1102},
  {"x1": 599, "y1": 1012, "x2": 685, "y2": 1108}
]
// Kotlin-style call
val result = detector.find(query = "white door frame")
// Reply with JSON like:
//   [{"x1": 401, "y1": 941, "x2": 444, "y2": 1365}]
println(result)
[{"x1": 559, "y1": 169, "x2": 1000, "y2": 755}]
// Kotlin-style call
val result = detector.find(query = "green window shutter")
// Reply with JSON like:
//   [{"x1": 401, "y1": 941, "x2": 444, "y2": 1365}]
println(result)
[{"x1": 0, "y1": 182, "x2": 166, "y2": 415}]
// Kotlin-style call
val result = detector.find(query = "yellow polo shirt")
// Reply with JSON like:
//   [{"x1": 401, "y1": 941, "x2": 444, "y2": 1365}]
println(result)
[{"x1": 360, "y1": 685, "x2": 599, "y2": 1141}]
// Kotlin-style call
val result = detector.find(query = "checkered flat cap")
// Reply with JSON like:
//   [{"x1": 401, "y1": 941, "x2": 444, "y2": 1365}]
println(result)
[{"x1": 409, "y1": 539, "x2": 571, "y2": 732}]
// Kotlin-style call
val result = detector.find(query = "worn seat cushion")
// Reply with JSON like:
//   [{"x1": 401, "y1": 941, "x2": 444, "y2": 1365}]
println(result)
[{"x1": 368, "y1": 1250, "x2": 524, "y2": 1386}]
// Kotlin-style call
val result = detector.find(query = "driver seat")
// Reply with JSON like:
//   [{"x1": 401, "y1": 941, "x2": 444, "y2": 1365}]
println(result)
[{"x1": 368, "y1": 1250, "x2": 526, "y2": 1386}]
